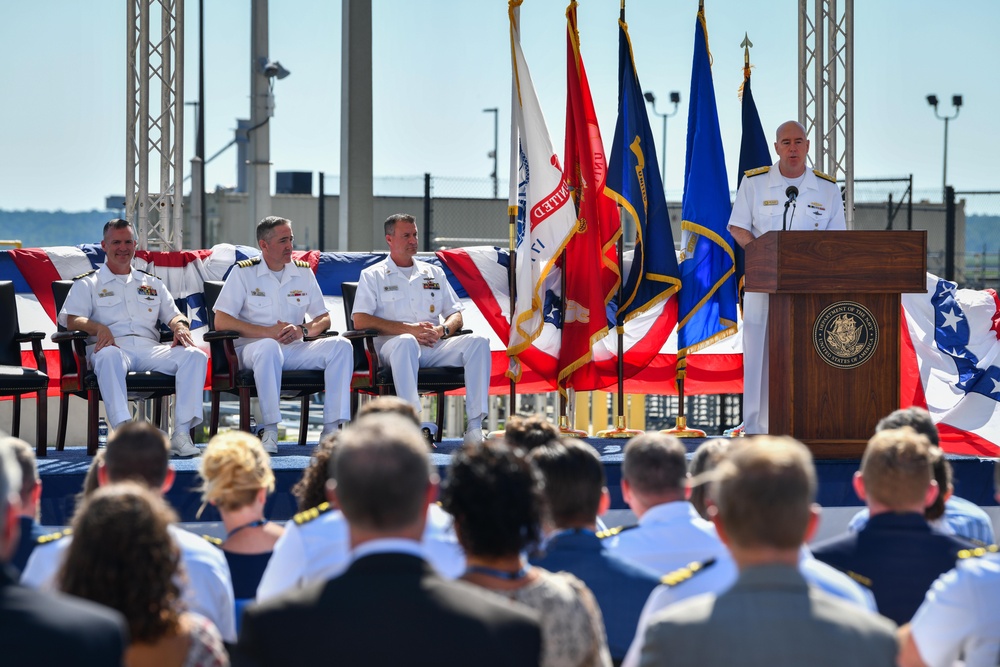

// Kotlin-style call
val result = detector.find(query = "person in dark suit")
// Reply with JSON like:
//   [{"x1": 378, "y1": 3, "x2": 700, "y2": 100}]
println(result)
[
  {"x1": 0, "y1": 440, "x2": 129, "y2": 666},
  {"x1": 812, "y1": 427, "x2": 974, "y2": 625},
  {"x1": 639, "y1": 437, "x2": 898, "y2": 667},
  {"x1": 235, "y1": 414, "x2": 541, "y2": 667},
  {"x1": 528, "y1": 438, "x2": 661, "y2": 665}
]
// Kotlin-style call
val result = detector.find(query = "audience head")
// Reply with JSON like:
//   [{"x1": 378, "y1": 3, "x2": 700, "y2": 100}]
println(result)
[
  {"x1": 329, "y1": 415, "x2": 435, "y2": 537},
  {"x1": 502, "y1": 414, "x2": 560, "y2": 451},
  {"x1": 711, "y1": 436, "x2": 817, "y2": 553},
  {"x1": 0, "y1": 440, "x2": 22, "y2": 562},
  {"x1": 876, "y1": 407, "x2": 939, "y2": 445},
  {"x1": 441, "y1": 440, "x2": 545, "y2": 558},
  {"x1": 76, "y1": 450, "x2": 105, "y2": 510},
  {"x1": 198, "y1": 431, "x2": 275, "y2": 514},
  {"x1": 101, "y1": 422, "x2": 172, "y2": 490},
  {"x1": 528, "y1": 438, "x2": 606, "y2": 530},
  {"x1": 2, "y1": 437, "x2": 40, "y2": 518},
  {"x1": 357, "y1": 395, "x2": 421, "y2": 427},
  {"x1": 621, "y1": 432, "x2": 688, "y2": 515},
  {"x1": 688, "y1": 438, "x2": 731, "y2": 521},
  {"x1": 293, "y1": 438, "x2": 339, "y2": 512},
  {"x1": 856, "y1": 427, "x2": 937, "y2": 513},
  {"x1": 59, "y1": 483, "x2": 182, "y2": 643}
]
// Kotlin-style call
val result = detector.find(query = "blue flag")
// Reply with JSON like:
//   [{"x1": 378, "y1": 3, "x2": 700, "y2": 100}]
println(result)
[
  {"x1": 676, "y1": 6, "x2": 738, "y2": 365},
  {"x1": 735, "y1": 66, "x2": 772, "y2": 298},
  {"x1": 607, "y1": 17, "x2": 680, "y2": 372}
]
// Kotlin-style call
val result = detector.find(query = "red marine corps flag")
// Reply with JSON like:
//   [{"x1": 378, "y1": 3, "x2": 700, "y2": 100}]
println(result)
[
  {"x1": 560, "y1": 0, "x2": 621, "y2": 391},
  {"x1": 506, "y1": 0, "x2": 580, "y2": 382}
]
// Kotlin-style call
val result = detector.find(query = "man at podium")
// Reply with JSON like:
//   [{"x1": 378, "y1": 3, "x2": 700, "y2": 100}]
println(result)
[{"x1": 728, "y1": 121, "x2": 846, "y2": 435}]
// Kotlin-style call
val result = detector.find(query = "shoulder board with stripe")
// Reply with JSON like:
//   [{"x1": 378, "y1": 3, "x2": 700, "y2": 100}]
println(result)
[
  {"x1": 293, "y1": 501, "x2": 332, "y2": 525},
  {"x1": 237, "y1": 257, "x2": 262, "y2": 268},
  {"x1": 958, "y1": 544, "x2": 1000, "y2": 560},
  {"x1": 73, "y1": 269, "x2": 97, "y2": 280},
  {"x1": 37, "y1": 528, "x2": 73, "y2": 545},
  {"x1": 136, "y1": 268, "x2": 160, "y2": 279},
  {"x1": 846, "y1": 570, "x2": 873, "y2": 588},
  {"x1": 744, "y1": 165, "x2": 770, "y2": 178},
  {"x1": 596, "y1": 524, "x2": 638, "y2": 540},
  {"x1": 294, "y1": 259, "x2": 310, "y2": 268},
  {"x1": 813, "y1": 169, "x2": 837, "y2": 184},
  {"x1": 201, "y1": 534, "x2": 223, "y2": 547},
  {"x1": 659, "y1": 557, "x2": 716, "y2": 588}
]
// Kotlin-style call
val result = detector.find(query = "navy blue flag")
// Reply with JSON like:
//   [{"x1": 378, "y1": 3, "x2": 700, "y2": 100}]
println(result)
[
  {"x1": 676, "y1": 5, "x2": 738, "y2": 365},
  {"x1": 607, "y1": 16, "x2": 680, "y2": 373},
  {"x1": 735, "y1": 66, "x2": 772, "y2": 300}
]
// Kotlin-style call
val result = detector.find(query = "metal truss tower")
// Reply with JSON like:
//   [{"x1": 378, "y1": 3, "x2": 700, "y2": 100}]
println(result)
[
  {"x1": 127, "y1": 0, "x2": 185, "y2": 251},
  {"x1": 798, "y1": 0, "x2": 854, "y2": 226}
]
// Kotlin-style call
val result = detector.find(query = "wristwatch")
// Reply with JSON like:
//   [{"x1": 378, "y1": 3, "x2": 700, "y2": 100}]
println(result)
[
  {"x1": 300, "y1": 324, "x2": 309, "y2": 338},
  {"x1": 441, "y1": 325, "x2": 450, "y2": 338}
]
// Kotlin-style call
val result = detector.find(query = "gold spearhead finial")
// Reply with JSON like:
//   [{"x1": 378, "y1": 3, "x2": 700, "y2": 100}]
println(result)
[{"x1": 741, "y1": 32, "x2": 753, "y2": 68}]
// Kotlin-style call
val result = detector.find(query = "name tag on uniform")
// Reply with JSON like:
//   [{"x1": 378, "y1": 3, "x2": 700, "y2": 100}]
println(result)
[
  {"x1": 383, "y1": 285, "x2": 399, "y2": 292},
  {"x1": 763, "y1": 200, "x2": 779, "y2": 206}
]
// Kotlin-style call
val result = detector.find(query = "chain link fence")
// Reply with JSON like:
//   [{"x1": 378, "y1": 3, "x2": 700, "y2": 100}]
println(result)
[{"x1": 957, "y1": 191, "x2": 1000, "y2": 290}]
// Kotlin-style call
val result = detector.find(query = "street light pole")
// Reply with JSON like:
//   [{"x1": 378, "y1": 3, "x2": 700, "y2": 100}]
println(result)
[
  {"x1": 484, "y1": 107, "x2": 499, "y2": 198},
  {"x1": 643, "y1": 90, "x2": 681, "y2": 193},
  {"x1": 927, "y1": 94, "x2": 963, "y2": 200}
]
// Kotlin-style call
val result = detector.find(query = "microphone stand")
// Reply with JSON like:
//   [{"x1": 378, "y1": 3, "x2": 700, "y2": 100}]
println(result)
[{"x1": 782, "y1": 199, "x2": 796, "y2": 231}]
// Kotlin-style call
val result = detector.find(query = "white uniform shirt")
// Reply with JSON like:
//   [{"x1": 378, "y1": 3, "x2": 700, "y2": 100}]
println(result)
[
  {"x1": 728, "y1": 162, "x2": 846, "y2": 237},
  {"x1": 255, "y1": 503, "x2": 465, "y2": 602},
  {"x1": 911, "y1": 551, "x2": 1000, "y2": 667},
  {"x1": 213, "y1": 258, "x2": 328, "y2": 347},
  {"x1": 352, "y1": 257, "x2": 462, "y2": 349},
  {"x1": 605, "y1": 501, "x2": 733, "y2": 575},
  {"x1": 20, "y1": 525, "x2": 237, "y2": 643},
  {"x1": 59, "y1": 264, "x2": 182, "y2": 341}
]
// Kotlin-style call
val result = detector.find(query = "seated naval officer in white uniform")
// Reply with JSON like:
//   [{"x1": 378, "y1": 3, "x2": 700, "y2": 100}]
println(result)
[
  {"x1": 727, "y1": 120, "x2": 846, "y2": 435},
  {"x1": 213, "y1": 216, "x2": 354, "y2": 453},
  {"x1": 59, "y1": 219, "x2": 207, "y2": 458},
  {"x1": 351, "y1": 214, "x2": 491, "y2": 443}
]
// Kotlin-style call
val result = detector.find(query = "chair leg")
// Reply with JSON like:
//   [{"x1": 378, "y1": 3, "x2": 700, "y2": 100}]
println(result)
[
  {"x1": 153, "y1": 398, "x2": 163, "y2": 431},
  {"x1": 10, "y1": 395, "x2": 21, "y2": 439},
  {"x1": 35, "y1": 389, "x2": 47, "y2": 458},
  {"x1": 350, "y1": 390, "x2": 359, "y2": 420},
  {"x1": 87, "y1": 393, "x2": 100, "y2": 456},
  {"x1": 57, "y1": 394, "x2": 69, "y2": 450},
  {"x1": 239, "y1": 390, "x2": 251, "y2": 433},
  {"x1": 436, "y1": 391, "x2": 445, "y2": 442},
  {"x1": 209, "y1": 393, "x2": 220, "y2": 436},
  {"x1": 299, "y1": 397, "x2": 309, "y2": 446}
]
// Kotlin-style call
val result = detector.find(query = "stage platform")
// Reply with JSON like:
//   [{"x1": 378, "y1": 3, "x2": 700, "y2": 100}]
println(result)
[{"x1": 35, "y1": 437, "x2": 1000, "y2": 527}]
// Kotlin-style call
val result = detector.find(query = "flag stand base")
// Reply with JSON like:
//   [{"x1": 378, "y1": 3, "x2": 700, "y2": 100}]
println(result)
[
  {"x1": 597, "y1": 416, "x2": 643, "y2": 439},
  {"x1": 662, "y1": 416, "x2": 706, "y2": 438}
]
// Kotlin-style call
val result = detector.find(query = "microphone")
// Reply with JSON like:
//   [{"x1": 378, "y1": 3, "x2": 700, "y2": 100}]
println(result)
[{"x1": 782, "y1": 186, "x2": 798, "y2": 231}]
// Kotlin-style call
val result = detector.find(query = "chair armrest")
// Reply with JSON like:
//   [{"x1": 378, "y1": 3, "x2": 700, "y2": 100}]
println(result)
[
  {"x1": 16, "y1": 331, "x2": 47, "y2": 375},
  {"x1": 203, "y1": 330, "x2": 241, "y2": 342},
  {"x1": 305, "y1": 330, "x2": 339, "y2": 341},
  {"x1": 451, "y1": 329, "x2": 473, "y2": 337},
  {"x1": 158, "y1": 331, "x2": 174, "y2": 344},
  {"x1": 342, "y1": 329, "x2": 379, "y2": 341},
  {"x1": 51, "y1": 330, "x2": 89, "y2": 343}
]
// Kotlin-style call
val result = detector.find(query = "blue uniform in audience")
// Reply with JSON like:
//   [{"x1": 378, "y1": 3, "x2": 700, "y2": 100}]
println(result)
[
  {"x1": 530, "y1": 528, "x2": 661, "y2": 663},
  {"x1": 812, "y1": 512, "x2": 974, "y2": 624},
  {"x1": 11, "y1": 517, "x2": 48, "y2": 576},
  {"x1": 848, "y1": 495, "x2": 996, "y2": 546}
]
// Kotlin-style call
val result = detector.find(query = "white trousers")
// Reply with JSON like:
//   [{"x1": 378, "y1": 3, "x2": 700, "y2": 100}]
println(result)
[
  {"x1": 89, "y1": 336, "x2": 208, "y2": 428},
  {"x1": 237, "y1": 336, "x2": 353, "y2": 426},
  {"x1": 742, "y1": 292, "x2": 769, "y2": 435},
  {"x1": 378, "y1": 333, "x2": 491, "y2": 422}
]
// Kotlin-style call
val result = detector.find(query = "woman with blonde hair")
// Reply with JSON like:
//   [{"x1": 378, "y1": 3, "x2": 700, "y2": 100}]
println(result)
[
  {"x1": 198, "y1": 431, "x2": 284, "y2": 611},
  {"x1": 59, "y1": 483, "x2": 228, "y2": 667}
]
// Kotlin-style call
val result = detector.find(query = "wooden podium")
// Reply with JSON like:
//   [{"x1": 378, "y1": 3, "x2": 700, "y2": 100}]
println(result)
[{"x1": 744, "y1": 231, "x2": 927, "y2": 458}]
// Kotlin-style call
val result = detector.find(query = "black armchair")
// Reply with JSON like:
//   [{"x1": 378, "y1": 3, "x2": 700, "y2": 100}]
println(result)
[{"x1": 0, "y1": 281, "x2": 49, "y2": 456}]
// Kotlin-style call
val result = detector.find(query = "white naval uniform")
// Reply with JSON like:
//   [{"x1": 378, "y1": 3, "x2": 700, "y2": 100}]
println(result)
[
  {"x1": 20, "y1": 524, "x2": 237, "y2": 643},
  {"x1": 212, "y1": 258, "x2": 353, "y2": 427},
  {"x1": 58, "y1": 264, "x2": 208, "y2": 428},
  {"x1": 352, "y1": 256, "x2": 490, "y2": 422},
  {"x1": 255, "y1": 502, "x2": 465, "y2": 602},
  {"x1": 910, "y1": 550, "x2": 1000, "y2": 667},
  {"x1": 728, "y1": 163, "x2": 846, "y2": 434}
]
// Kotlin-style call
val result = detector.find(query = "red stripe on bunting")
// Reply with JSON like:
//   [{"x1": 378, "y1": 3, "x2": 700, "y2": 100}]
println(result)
[
  {"x1": 8, "y1": 249, "x2": 62, "y2": 322},
  {"x1": 937, "y1": 424, "x2": 1000, "y2": 457},
  {"x1": 143, "y1": 249, "x2": 214, "y2": 267}
]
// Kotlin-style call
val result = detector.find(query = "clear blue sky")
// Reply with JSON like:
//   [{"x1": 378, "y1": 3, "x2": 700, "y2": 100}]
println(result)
[{"x1": 1, "y1": 0, "x2": 997, "y2": 213}]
